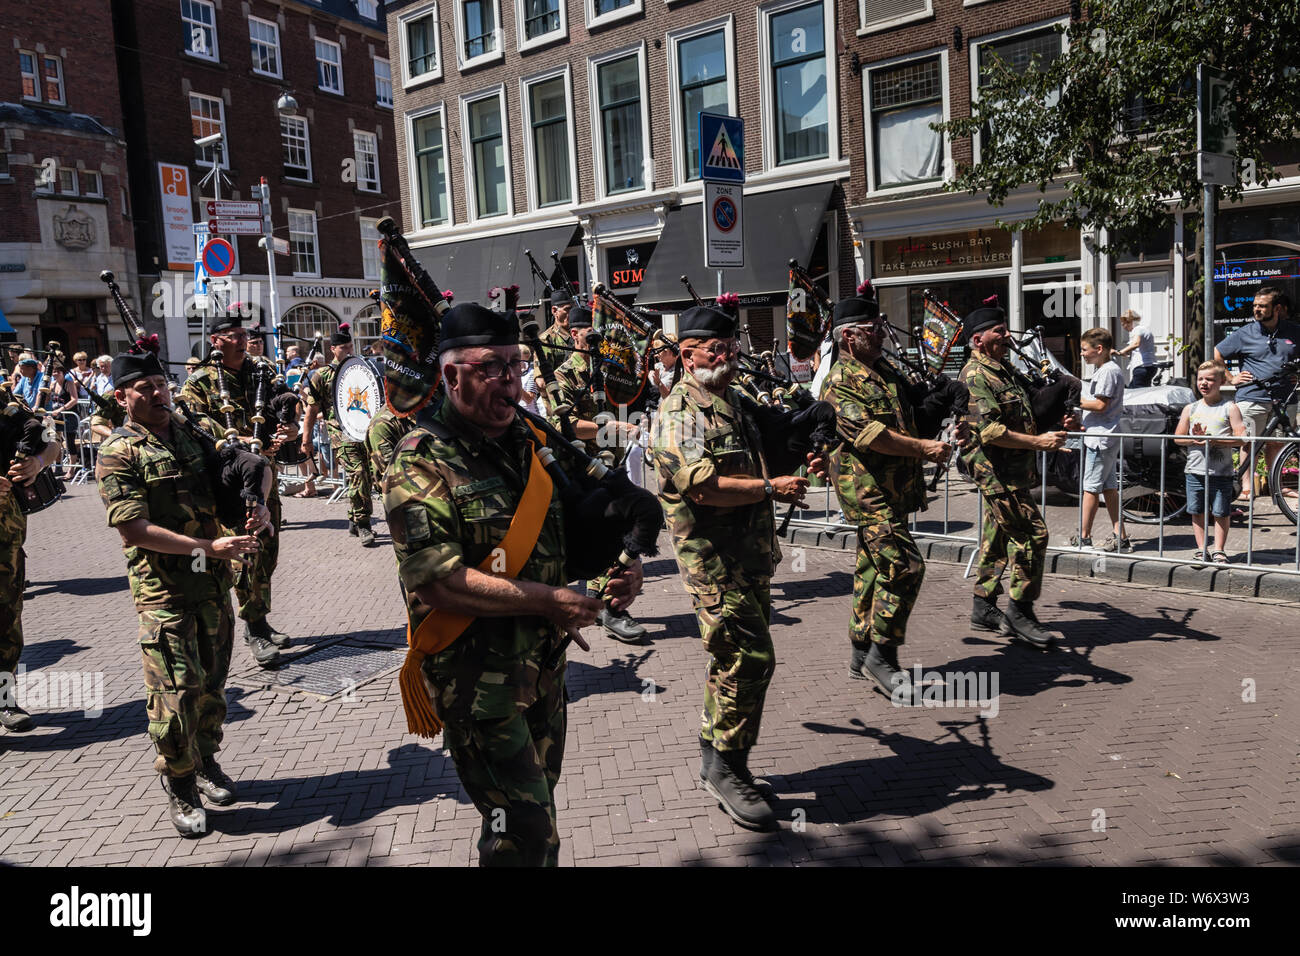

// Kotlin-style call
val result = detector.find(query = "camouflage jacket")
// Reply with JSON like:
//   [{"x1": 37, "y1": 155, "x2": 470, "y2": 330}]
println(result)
[
  {"x1": 366, "y1": 406, "x2": 415, "y2": 488},
  {"x1": 821, "y1": 353, "x2": 925, "y2": 521},
  {"x1": 651, "y1": 369, "x2": 778, "y2": 597},
  {"x1": 539, "y1": 324, "x2": 569, "y2": 373},
  {"x1": 305, "y1": 360, "x2": 356, "y2": 448},
  {"x1": 179, "y1": 356, "x2": 279, "y2": 452},
  {"x1": 552, "y1": 353, "x2": 605, "y2": 458},
  {"x1": 958, "y1": 350, "x2": 1038, "y2": 494},
  {"x1": 96, "y1": 418, "x2": 233, "y2": 609},
  {"x1": 0, "y1": 380, "x2": 50, "y2": 538},
  {"x1": 382, "y1": 400, "x2": 578, "y2": 716},
  {"x1": 89, "y1": 397, "x2": 127, "y2": 436}
]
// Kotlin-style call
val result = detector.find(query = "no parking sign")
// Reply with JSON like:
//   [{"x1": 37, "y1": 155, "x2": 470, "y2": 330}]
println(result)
[
  {"x1": 201, "y1": 238, "x2": 236, "y2": 278},
  {"x1": 703, "y1": 182, "x2": 743, "y2": 268}
]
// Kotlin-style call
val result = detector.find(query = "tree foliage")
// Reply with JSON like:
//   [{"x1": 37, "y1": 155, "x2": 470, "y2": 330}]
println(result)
[{"x1": 936, "y1": 0, "x2": 1300, "y2": 252}]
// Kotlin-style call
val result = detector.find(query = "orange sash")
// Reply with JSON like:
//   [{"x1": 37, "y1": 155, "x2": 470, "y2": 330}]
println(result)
[{"x1": 399, "y1": 423, "x2": 554, "y2": 738}]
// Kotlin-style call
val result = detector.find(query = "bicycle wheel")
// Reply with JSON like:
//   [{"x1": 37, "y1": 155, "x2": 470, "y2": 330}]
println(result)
[
  {"x1": 1269, "y1": 441, "x2": 1300, "y2": 525},
  {"x1": 1120, "y1": 460, "x2": 1188, "y2": 523}
]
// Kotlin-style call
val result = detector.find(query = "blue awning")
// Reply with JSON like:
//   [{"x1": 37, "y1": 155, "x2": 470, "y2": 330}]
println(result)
[{"x1": 0, "y1": 306, "x2": 14, "y2": 335}]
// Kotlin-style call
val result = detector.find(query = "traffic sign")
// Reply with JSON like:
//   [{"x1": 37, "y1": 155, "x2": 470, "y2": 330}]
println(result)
[
  {"x1": 703, "y1": 181, "x2": 743, "y2": 268},
  {"x1": 192, "y1": 222, "x2": 210, "y2": 235},
  {"x1": 201, "y1": 237, "x2": 236, "y2": 277},
  {"x1": 206, "y1": 200, "x2": 262, "y2": 218},
  {"x1": 208, "y1": 218, "x2": 264, "y2": 235},
  {"x1": 699, "y1": 112, "x2": 745, "y2": 184}
]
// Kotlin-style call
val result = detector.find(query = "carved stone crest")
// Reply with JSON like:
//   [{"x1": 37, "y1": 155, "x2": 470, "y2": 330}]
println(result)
[{"x1": 53, "y1": 205, "x2": 95, "y2": 250}]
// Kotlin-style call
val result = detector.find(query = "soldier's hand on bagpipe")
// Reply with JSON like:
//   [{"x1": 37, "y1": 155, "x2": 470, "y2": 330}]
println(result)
[
  {"x1": 921, "y1": 439, "x2": 952, "y2": 464},
  {"x1": 1038, "y1": 430, "x2": 1070, "y2": 452},
  {"x1": 603, "y1": 559, "x2": 644, "y2": 613},
  {"x1": 772, "y1": 474, "x2": 810, "y2": 505},
  {"x1": 805, "y1": 449, "x2": 830, "y2": 480},
  {"x1": 7, "y1": 455, "x2": 44, "y2": 485},
  {"x1": 211, "y1": 535, "x2": 261, "y2": 559},
  {"x1": 245, "y1": 503, "x2": 274, "y2": 537},
  {"x1": 550, "y1": 587, "x2": 603, "y2": 632}
]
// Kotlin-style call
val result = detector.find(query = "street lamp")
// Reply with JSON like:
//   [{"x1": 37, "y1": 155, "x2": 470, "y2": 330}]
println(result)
[{"x1": 275, "y1": 91, "x2": 298, "y2": 116}]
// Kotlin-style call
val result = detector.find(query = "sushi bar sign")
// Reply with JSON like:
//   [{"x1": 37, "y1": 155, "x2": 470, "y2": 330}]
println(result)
[{"x1": 605, "y1": 243, "x2": 656, "y2": 291}]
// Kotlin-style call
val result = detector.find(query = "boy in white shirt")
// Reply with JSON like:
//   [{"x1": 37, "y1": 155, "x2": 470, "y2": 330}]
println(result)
[
  {"x1": 1116, "y1": 309, "x2": 1158, "y2": 388},
  {"x1": 1071, "y1": 327, "x2": 1129, "y2": 552}
]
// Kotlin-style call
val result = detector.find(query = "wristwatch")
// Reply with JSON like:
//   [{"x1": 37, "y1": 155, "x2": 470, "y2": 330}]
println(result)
[{"x1": 763, "y1": 479, "x2": 774, "y2": 499}]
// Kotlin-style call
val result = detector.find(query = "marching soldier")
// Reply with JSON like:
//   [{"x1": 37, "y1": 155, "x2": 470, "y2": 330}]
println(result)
[
  {"x1": 301, "y1": 324, "x2": 376, "y2": 547},
  {"x1": 97, "y1": 350, "x2": 271, "y2": 835},
  {"x1": 1, "y1": 380, "x2": 62, "y2": 732},
  {"x1": 821, "y1": 286, "x2": 959, "y2": 693},
  {"x1": 382, "y1": 303, "x2": 642, "y2": 866},
  {"x1": 652, "y1": 304, "x2": 823, "y2": 831},
  {"x1": 551, "y1": 304, "x2": 649, "y2": 644},
  {"x1": 536, "y1": 286, "x2": 573, "y2": 375},
  {"x1": 366, "y1": 404, "x2": 414, "y2": 491},
  {"x1": 959, "y1": 298, "x2": 1069, "y2": 647},
  {"x1": 181, "y1": 310, "x2": 296, "y2": 666}
]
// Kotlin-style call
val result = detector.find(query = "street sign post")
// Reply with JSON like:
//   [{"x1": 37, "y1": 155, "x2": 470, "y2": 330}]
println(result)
[
  {"x1": 703, "y1": 181, "x2": 744, "y2": 269},
  {"x1": 699, "y1": 113, "x2": 745, "y2": 184},
  {"x1": 206, "y1": 200, "x2": 262, "y2": 218},
  {"x1": 1197, "y1": 64, "x2": 1236, "y2": 362},
  {"x1": 208, "y1": 218, "x2": 264, "y2": 235}
]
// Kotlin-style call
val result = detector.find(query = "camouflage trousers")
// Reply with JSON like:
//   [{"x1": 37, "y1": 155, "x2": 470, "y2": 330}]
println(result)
[
  {"x1": 137, "y1": 598, "x2": 234, "y2": 777},
  {"x1": 336, "y1": 441, "x2": 373, "y2": 525},
  {"x1": 974, "y1": 489, "x2": 1048, "y2": 603},
  {"x1": 0, "y1": 502, "x2": 26, "y2": 675},
  {"x1": 691, "y1": 582, "x2": 775, "y2": 752},
  {"x1": 233, "y1": 491, "x2": 280, "y2": 623},
  {"x1": 438, "y1": 678, "x2": 567, "y2": 867},
  {"x1": 851, "y1": 516, "x2": 925, "y2": 648}
]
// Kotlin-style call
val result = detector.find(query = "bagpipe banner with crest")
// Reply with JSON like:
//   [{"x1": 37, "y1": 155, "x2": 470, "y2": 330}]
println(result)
[{"x1": 376, "y1": 217, "x2": 449, "y2": 417}]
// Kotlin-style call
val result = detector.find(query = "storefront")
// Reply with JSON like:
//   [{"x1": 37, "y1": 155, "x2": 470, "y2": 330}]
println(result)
[{"x1": 1212, "y1": 201, "x2": 1300, "y2": 343}]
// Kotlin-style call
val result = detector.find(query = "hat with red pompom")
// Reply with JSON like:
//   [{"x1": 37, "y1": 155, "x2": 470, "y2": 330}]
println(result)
[
  {"x1": 330, "y1": 322, "x2": 353, "y2": 346},
  {"x1": 832, "y1": 279, "x2": 880, "y2": 328},
  {"x1": 964, "y1": 295, "x2": 1006, "y2": 341}
]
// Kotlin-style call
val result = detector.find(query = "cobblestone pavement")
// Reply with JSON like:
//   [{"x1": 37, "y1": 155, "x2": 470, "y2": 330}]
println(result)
[{"x1": 2, "y1": 483, "x2": 1297, "y2": 866}]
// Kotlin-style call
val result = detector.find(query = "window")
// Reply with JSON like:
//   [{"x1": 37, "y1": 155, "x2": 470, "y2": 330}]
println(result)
[
  {"x1": 120, "y1": 186, "x2": 130, "y2": 217},
  {"x1": 975, "y1": 26, "x2": 1064, "y2": 155},
  {"x1": 357, "y1": 0, "x2": 379, "y2": 18},
  {"x1": 858, "y1": 0, "x2": 932, "y2": 33},
  {"x1": 375, "y1": 58, "x2": 393, "y2": 107},
  {"x1": 466, "y1": 93, "x2": 507, "y2": 217},
  {"x1": 527, "y1": 75, "x2": 572, "y2": 206},
  {"x1": 289, "y1": 210, "x2": 320, "y2": 277},
  {"x1": 21, "y1": 52, "x2": 65, "y2": 105},
  {"x1": 19, "y1": 51, "x2": 38, "y2": 100},
  {"x1": 401, "y1": 6, "x2": 442, "y2": 85},
  {"x1": 58, "y1": 168, "x2": 78, "y2": 195},
  {"x1": 596, "y1": 53, "x2": 645, "y2": 194},
  {"x1": 411, "y1": 110, "x2": 450, "y2": 226},
  {"x1": 189, "y1": 93, "x2": 226, "y2": 167},
  {"x1": 82, "y1": 170, "x2": 103, "y2": 197},
  {"x1": 587, "y1": 0, "x2": 641, "y2": 30},
  {"x1": 519, "y1": 0, "x2": 564, "y2": 47},
  {"x1": 281, "y1": 115, "x2": 312, "y2": 180},
  {"x1": 0, "y1": 152, "x2": 10, "y2": 180},
  {"x1": 457, "y1": 0, "x2": 501, "y2": 67},
  {"x1": 181, "y1": 0, "x2": 218, "y2": 61},
  {"x1": 249, "y1": 17, "x2": 281, "y2": 77},
  {"x1": 675, "y1": 28, "x2": 730, "y2": 181},
  {"x1": 360, "y1": 218, "x2": 381, "y2": 280},
  {"x1": 867, "y1": 55, "x2": 944, "y2": 188},
  {"x1": 769, "y1": 2, "x2": 829, "y2": 165},
  {"x1": 353, "y1": 131, "x2": 381, "y2": 192},
  {"x1": 316, "y1": 38, "x2": 343, "y2": 93},
  {"x1": 41, "y1": 55, "x2": 65, "y2": 105}
]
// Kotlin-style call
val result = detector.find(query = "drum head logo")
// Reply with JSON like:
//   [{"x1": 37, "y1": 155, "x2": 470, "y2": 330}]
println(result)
[
  {"x1": 334, "y1": 356, "x2": 383, "y2": 443},
  {"x1": 346, "y1": 385, "x2": 371, "y2": 416}
]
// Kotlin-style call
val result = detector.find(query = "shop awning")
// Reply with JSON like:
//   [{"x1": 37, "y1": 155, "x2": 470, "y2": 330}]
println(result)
[
  {"x1": 411, "y1": 223, "x2": 580, "y2": 306},
  {"x1": 634, "y1": 182, "x2": 836, "y2": 308},
  {"x1": 0, "y1": 307, "x2": 13, "y2": 335}
]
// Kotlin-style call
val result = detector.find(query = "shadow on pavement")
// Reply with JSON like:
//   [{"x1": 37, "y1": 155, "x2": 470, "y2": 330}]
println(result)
[
  {"x1": 26, "y1": 575, "x2": 128, "y2": 598},
  {"x1": 566, "y1": 650, "x2": 657, "y2": 704},
  {"x1": 16, "y1": 638, "x2": 88, "y2": 669}
]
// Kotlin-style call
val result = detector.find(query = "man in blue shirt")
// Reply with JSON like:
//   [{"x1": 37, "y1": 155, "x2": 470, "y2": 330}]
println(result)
[{"x1": 1214, "y1": 285, "x2": 1300, "y2": 498}]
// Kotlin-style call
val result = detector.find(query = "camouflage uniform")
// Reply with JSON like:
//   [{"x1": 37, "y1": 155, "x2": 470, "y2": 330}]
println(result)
[
  {"x1": 382, "y1": 400, "x2": 578, "y2": 867},
  {"x1": 538, "y1": 324, "x2": 570, "y2": 375},
  {"x1": 307, "y1": 360, "x2": 373, "y2": 526},
  {"x1": 1, "y1": 382, "x2": 50, "y2": 677},
  {"x1": 958, "y1": 350, "x2": 1048, "y2": 603},
  {"x1": 366, "y1": 406, "x2": 416, "y2": 489},
  {"x1": 821, "y1": 353, "x2": 926, "y2": 649},
  {"x1": 651, "y1": 370, "x2": 779, "y2": 752},
  {"x1": 97, "y1": 418, "x2": 236, "y2": 777},
  {"x1": 180, "y1": 358, "x2": 281, "y2": 622}
]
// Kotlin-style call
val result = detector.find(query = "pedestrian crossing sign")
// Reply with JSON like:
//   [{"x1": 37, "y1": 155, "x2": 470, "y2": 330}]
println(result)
[{"x1": 699, "y1": 112, "x2": 744, "y2": 184}]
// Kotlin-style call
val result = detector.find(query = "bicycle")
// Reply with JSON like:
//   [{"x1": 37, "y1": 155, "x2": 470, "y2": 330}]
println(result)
[{"x1": 1231, "y1": 360, "x2": 1300, "y2": 520}]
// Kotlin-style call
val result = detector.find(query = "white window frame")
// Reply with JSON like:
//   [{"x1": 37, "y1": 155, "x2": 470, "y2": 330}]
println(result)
[
  {"x1": 857, "y1": 0, "x2": 933, "y2": 37},
  {"x1": 969, "y1": 17, "x2": 1069, "y2": 166},
  {"x1": 83, "y1": 170, "x2": 103, "y2": 197},
  {"x1": 190, "y1": 92, "x2": 228, "y2": 168},
  {"x1": 460, "y1": 85, "x2": 513, "y2": 221},
  {"x1": 588, "y1": 43, "x2": 653, "y2": 199},
  {"x1": 374, "y1": 57, "x2": 393, "y2": 107},
  {"x1": 399, "y1": 3, "x2": 443, "y2": 88},
  {"x1": 667, "y1": 15, "x2": 738, "y2": 186},
  {"x1": 181, "y1": 0, "x2": 219, "y2": 62},
  {"x1": 18, "y1": 50, "x2": 39, "y2": 102},
  {"x1": 520, "y1": 64, "x2": 578, "y2": 211},
  {"x1": 40, "y1": 54, "x2": 66, "y2": 106},
  {"x1": 289, "y1": 209, "x2": 321, "y2": 278},
  {"x1": 454, "y1": 0, "x2": 504, "y2": 71},
  {"x1": 360, "y1": 217, "x2": 382, "y2": 280},
  {"x1": 315, "y1": 37, "x2": 344, "y2": 94},
  {"x1": 586, "y1": 0, "x2": 642, "y2": 32},
  {"x1": 406, "y1": 103, "x2": 454, "y2": 229},
  {"x1": 58, "y1": 168, "x2": 78, "y2": 195},
  {"x1": 281, "y1": 114, "x2": 313, "y2": 181},
  {"x1": 516, "y1": 0, "x2": 567, "y2": 53},
  {"x1": 353, "y1": 130, "x2": 381, "y2": 193},
  {"x1": 757, "y1": 0, "x2": 839, "y2": 171},
  {"x1": 357, "y1": 0, "x2": 380, "y2": 19},
  {"x1": 862, "y1": 47, "x2": 950, "y2": 194},
  {"x1": 248, "y1": 16, "x2": 282, "y2": 79}
]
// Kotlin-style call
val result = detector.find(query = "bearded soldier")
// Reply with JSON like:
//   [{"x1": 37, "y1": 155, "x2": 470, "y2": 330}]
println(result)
[
  {"x1": 959, "y1": 299, "x2": 1069, "y2": 647},
  {"x1": 821, "y1": 286, "x2": 960, "y2": 693},
  {"x1": 382, "y1": 303, "x2": 643, "y2": 866},
  {"x1": 652, "y1": 304, "x2": 823, "y2": 832},
  {"x1": 181, "y1": 310, "x2": 296, "y2": 666},
  {"x1": 301, "y1": 323, "x2": 376, "y2": 547},
  {"x1": 98, "y1": 350, "x2": 270, "y2": 835}
]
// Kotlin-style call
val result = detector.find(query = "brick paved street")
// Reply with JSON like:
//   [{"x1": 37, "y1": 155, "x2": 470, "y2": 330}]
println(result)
[{"x1": 3, "y1": 482, "x2": 1298, "y2": 867}]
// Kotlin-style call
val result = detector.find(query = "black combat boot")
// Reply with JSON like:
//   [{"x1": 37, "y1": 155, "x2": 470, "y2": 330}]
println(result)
[
  {"x1": 161, "y1": 774, "x2": 207, "y2": 837},
  {"x1": 971, "y1": 593, "x2": 1007, "y2": 632},
  {"x1": 597, "y1": 607, "x2": 648, "y2": 644},
  {"x1": 348, "y1": 521, "x2": 359, "y2": 537},
  {"x1": 862, "y1": 643, "x2": 912, "y2": 696},
  {"x1": 0, "y1": 705, "x2": 33, "y2": 732},
  {"x1": 195, "y1": 758, "x2": 237, "y2": 806},
  {"x1": 1003, "y1": 599, "x2": 1055, "y2": 648},
  {"x1": 704, "y1": 748, "x2": 777, "y2": 831},
  {"x1": 244, "y1": 619, "x2": 282, "y2": 667},
  {"x1": 357, "y1": 522, "x2": 376, "y2": 547},
  {"x1": 849, "y1": 645, "x2": 870, "y2": 681},
  {"x1": 698, "y1": 738, "x2": 715, "y2": 786},
  {"x1": 262, "y1": 621, "x2": 291, "y2": 649}
]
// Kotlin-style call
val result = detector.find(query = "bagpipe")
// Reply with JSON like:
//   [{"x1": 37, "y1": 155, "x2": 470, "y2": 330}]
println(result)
[
  {"x1": 1, "y1": 384, "x2": 62, "y2": 515},
  {"x1": 786, "y1": 259, "x2": 835, "y2": 362},
  {"x1": 589, "y1": 282, "x2": 668, "y2": 409},
  {"x1": 100, "y1": 270, "x2": 268, "y2": 530},
  {"x1": 247, "y1": 355, "x2": 306, "y2": 465},
  {"x1": 1005, "y1": 325, "x2": 1081, "y2": 432}
]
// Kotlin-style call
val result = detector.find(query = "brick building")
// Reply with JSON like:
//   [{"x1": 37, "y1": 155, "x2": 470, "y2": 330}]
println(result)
[
  {"x1": 112, "y1": 0, "x2": 400, "y2": 364},
  {"x1": 0, "y1": 0, "x2": 138, "y2": 357},
  {"x1": 385, "y1": 0, "x2": 857, "y2": 345}
]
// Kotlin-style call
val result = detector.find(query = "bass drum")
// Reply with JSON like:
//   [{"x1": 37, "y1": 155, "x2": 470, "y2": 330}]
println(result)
[
  {"x1": 332, "y1": 355, "x2": 384, "y2": 444},
  {"x1": 15, "y1": 467, "x2": 65, "y2": 515}
]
